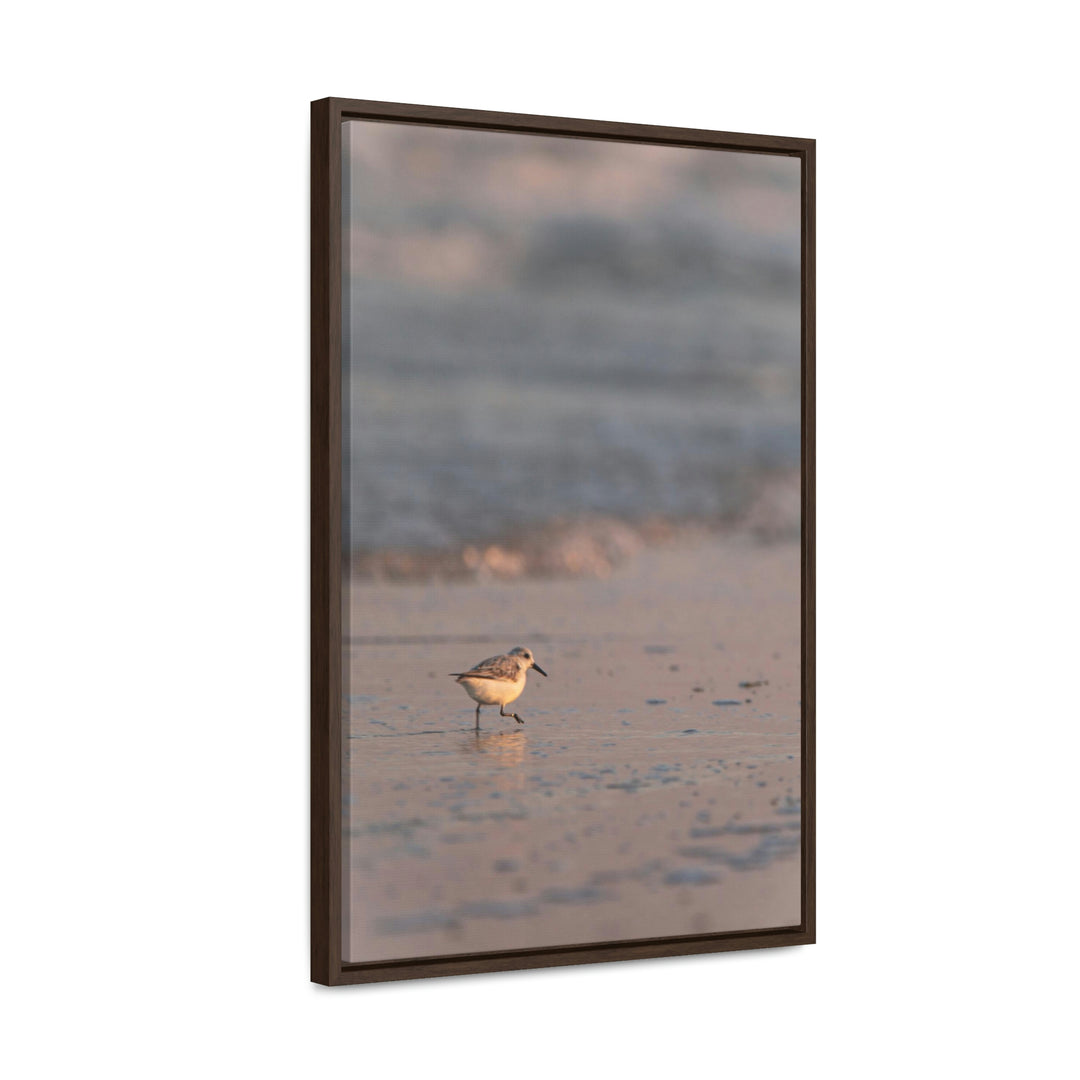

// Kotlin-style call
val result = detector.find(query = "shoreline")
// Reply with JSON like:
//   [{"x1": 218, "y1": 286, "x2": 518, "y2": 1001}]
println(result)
[
  {"x1": 344, "y1": 531, "x2": 802, "y2": 963},
  {"x1": 347, "y1": 469, "x2": 800, "y2": 583}
]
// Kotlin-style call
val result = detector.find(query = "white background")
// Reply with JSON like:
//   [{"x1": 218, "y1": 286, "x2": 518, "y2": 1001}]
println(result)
[{"x1": 2, "y1": 2, "x2": 1077, "y2": 1077}]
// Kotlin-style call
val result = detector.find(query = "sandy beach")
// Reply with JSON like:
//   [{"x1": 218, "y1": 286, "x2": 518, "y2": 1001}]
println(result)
[{"x1": 344, "y1": 533, "x2": 802, "y2": 963}]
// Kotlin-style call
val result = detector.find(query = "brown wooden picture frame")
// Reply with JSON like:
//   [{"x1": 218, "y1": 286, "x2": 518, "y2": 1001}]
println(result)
[{"x1": 312, "y1": 97, "x2": 815, "y2": 986}]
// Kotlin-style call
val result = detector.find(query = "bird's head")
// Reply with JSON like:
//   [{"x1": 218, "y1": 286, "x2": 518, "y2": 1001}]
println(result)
[{"x1": 509, "y1": 646, "x2": 547, "y2": 677}]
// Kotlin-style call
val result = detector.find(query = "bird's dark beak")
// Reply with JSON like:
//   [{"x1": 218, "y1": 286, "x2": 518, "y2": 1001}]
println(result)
[{"x1": 532, "y1": 662, "x2": 548, "y2": 677}]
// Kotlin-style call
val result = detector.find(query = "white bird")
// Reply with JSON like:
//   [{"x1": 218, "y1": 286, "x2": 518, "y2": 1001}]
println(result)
[{"x1": 450, "y1": 646, "x2": 547, "y2": 729}]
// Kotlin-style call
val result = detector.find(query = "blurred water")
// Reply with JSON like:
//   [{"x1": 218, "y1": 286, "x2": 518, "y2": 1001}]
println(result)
[{"x1": 343, "y1": 122, "x2": 801, "y2": 553}]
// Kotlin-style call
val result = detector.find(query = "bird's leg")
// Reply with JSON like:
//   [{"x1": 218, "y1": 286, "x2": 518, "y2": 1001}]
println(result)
[
  {"x1": 500, "y1": 705, "x2": 524, "y2": 725},
  {"x1": 475, "y1": 703, "x2": 481, "y2": 730}
]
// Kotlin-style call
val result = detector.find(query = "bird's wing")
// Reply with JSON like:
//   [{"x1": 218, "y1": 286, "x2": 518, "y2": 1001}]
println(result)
[{"x1": 457, "y1": 654, "x2": 519, "y2": 680}]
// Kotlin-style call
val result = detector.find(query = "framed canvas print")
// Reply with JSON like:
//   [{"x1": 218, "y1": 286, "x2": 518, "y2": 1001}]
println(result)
[{"x1": 312, "y1": 97, "x2": 815, "y2": 985}]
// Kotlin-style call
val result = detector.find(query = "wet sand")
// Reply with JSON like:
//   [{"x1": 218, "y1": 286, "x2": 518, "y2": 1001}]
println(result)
[{"x1": 344, "y1": 535, "x2": 802, "y2": 963}]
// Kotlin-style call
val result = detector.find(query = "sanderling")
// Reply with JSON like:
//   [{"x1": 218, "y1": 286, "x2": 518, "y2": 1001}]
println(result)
[{"x1": 450, "y1": 646, "x2": 547, "y2": 729}]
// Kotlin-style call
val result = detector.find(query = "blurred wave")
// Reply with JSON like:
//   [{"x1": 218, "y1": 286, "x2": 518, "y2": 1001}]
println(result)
[{"x1": 343, "y1": 121, "x2": 801, "y2": 566}]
